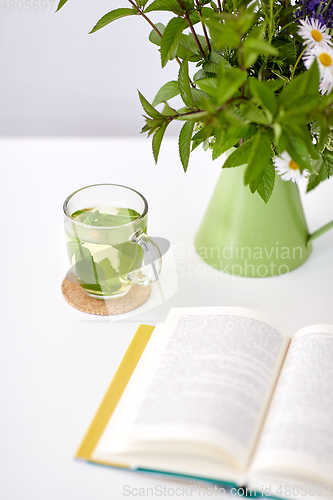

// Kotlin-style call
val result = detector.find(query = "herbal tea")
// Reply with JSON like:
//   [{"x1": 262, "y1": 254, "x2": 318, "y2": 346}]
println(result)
[{"x1": 65, "y1": 205, "x2": 144, "y2": 299}]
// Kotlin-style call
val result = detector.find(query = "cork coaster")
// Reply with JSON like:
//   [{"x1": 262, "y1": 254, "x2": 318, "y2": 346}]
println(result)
[{"x1": 62, "y1": 272, "x2": 151, "y2": 315}]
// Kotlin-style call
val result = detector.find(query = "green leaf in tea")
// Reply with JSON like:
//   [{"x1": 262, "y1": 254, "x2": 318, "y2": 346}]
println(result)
[
  {"x1": 67, "y1": 239, "x2": 82, "y2": 260},
  {"x1": 56, "y1": 0, "x2": 333, "y2": 198},
  {"x1": 205, "y1": 18, "x2": 241, "y2": 49},
  {"x1": 72, "y1": 208, "x2": 140, "y2": 227},
  {"x1": 191, "y1": 88, "x2": 211, "y2": 109},
  {"x1": 216, "y1": 66, "x2": 247, "y2": 106},
  {"x1": 83, "y1": 210, "x2": 100, "y2": 225},
  {"x1": 118, "y1": 248, "x2": 143, "y2": 278},
  {"x1": 111, "y1": 241, "x2": 141, "y2": 260},
  {"x1": 196, "y1": 77, "x2": 217, "y2": 96},
  {"x1": 68, "y1": 206, "x2": 144, "y2": 297},
  {"x1": 98, "y1": 258, "x2": 119, "y2": 279},
  {"x1": 98, "y1": 279, "x2": 122, "y2": 295},
  {"x1": 278, "y1": 60, "x2": 320, "y2": 108},
  {"x1": 243, "y1": 38, "x2": 279, "y2": 68},
  {"x1": 278, "y1": 128, "x2": 313, "y2": 172},
  {"x1": 223, "y1": 137, "x2": 255, "y2": 169},
  {"x1": 71, "y1": 208, "x2": 90, "y2": 218},
  {"x1": 117, "y1": 208, "x2": 141, "y2": 219},
  {"x1": 249, "y1": 79, "x2": 277, "y2": 116},
  {"x1": 75, "y1": 246, "x2": 93, "y2": 261},
  {"x1": 74, "y1": 254, "x2": 104, "y2": 293}
]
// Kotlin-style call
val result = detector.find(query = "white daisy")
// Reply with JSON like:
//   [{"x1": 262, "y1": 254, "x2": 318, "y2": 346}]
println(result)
[
  {"x1": 298, "y1": 18, "x2": 332, "y2": 50},
  {"x1": 274, "y1": 152, "x2": 309, "y2": 184},
  {"x1": 320, "y1": 67, "x2": 333, "y2": 95},
  {"x1": 303, "y1": 45, "x2": 333, "y2": 94}
]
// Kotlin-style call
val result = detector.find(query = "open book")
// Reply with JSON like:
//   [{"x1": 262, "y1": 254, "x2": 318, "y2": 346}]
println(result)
[{"x1": 77, "y1": 307, "x2": 333, "y2": 498}]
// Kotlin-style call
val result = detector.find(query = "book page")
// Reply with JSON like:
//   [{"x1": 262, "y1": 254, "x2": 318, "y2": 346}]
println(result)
[
  {"x1": 92, "y1": 307, "x2": 290, "y2": 477},
  {"x1": 250, "y1": 325, "x2": 333, "y2": 486}
]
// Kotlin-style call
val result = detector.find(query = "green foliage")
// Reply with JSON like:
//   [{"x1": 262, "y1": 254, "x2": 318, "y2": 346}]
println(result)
[
  {"x1": 152, "y1": 81, "x2": 180, "y2": 106},
  {"x1": 244, "y1": 130, "x2": 272, "y2": 184},
  {"x1": 145, "y1": 0, "x2": 183, "y2": 15},
  {"x1": 149, "y1": 23, "x2": 165, "y2": 46},
  {"x1": 179, "y1": 121, "x2": 195, "y2": 171},
  {"x1": 138, "y1": 91, "x2": 163, "y2": 119},
  {"x1": 215, "y1": 65, "x2": 247, "y2": 105},
  {"x1": 58, "y1": 0, "x2": 333, "y2": 198},
  {"x1": 89, "y1": 9, "x2": 136, "y2": 34},
  {"x1": 223, "y1": 130, "x2": 272, "y2": 184},
  {"x1": 161, "y1": 17, "x2": 188, "y2": 67},
  {"x1": 152, "y1": 122, "x2": 168, "y2": 162},
  {"x1": 56, "y1": 0, "x2": 68, "y2": 11},
  {"x1": 243, "y1": 38, "x2": 279, "y2": 68},
  {"x1": 67, "y1": 239, "x2": 82, "y2": 260},
  {"x1": 250, "y1": 159, "x2": 276, "y2": 203},
  {"x1": 74, "y1": 255, "x2": 103, "y2": 293}
]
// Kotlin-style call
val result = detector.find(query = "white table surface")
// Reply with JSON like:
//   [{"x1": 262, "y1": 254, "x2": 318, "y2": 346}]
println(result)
[{"x1": 1, "y1": 137, "x2": 333, "y2": 500}]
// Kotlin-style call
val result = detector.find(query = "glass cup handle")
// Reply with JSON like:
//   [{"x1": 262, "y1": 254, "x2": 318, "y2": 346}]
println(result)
[{"x1": 126, "y1": 230, "x2": 162, "y2": 286}]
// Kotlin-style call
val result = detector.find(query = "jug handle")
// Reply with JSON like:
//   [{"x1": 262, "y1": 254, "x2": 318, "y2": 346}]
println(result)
[{"x1": 308, "y1": 220, "x2": 333, "y2": 245}]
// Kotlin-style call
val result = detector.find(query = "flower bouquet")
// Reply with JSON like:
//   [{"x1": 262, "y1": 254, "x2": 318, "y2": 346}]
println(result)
[
  {"x1": 57, "y1": 0, "x2": 333, "y2": 202},
  {"x1": 57, "y1": 0, "x2": 333, "y2": 276}
]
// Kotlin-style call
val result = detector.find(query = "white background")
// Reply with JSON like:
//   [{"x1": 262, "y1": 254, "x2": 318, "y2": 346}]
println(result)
[
  {"x1": 0, "y1": 0, "x2": 179, "y2": 136},
  {"x1": 1, "y1": 137, "x2": 333, "y2": 500}
]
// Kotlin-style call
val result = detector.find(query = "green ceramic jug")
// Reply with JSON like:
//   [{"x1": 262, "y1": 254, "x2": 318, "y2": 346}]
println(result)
[{"x1": 195, "y1": 164, "x2": 333, "y2": 277}]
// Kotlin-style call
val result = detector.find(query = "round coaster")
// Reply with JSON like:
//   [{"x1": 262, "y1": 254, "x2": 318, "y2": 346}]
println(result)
[{"x1": 62, "y1": 272, "x2": 151, "y2": 316}]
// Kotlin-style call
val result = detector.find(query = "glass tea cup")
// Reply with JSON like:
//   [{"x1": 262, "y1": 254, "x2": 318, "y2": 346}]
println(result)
[{"x1": 63, "y1": 184, "x2": 162, "y2": 299}]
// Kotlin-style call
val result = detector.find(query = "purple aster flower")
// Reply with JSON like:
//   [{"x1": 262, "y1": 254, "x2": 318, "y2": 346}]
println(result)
[{"x1": 295, "y1": 0, "x2": 333, "y2": 28}]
